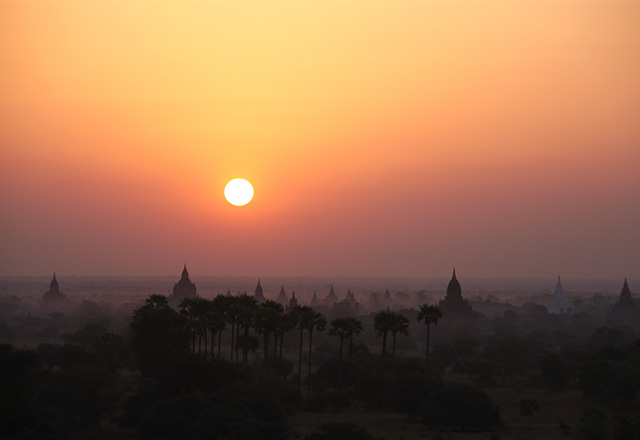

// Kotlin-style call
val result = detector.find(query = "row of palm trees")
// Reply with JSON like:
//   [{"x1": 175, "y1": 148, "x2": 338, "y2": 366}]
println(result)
[{"x1": 178, "y1": 294, "x2": 443, "y2": 386}]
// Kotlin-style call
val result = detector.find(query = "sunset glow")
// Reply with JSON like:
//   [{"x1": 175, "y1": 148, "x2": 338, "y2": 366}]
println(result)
[{"x1": 1, "y1": 1, "x2": 639, "y2": 278}]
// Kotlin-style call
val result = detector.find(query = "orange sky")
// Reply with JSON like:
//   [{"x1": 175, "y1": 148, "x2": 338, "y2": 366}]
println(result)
[{"x1": 1, "y1": 1, "x2": 639, "y2": 279}]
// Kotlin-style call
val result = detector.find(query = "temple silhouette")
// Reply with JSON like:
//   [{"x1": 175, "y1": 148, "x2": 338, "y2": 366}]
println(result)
[
  {"x1": 438, "y1": 269, "x2": 475, "y2": 321},
  {"x1": 254, "y1": 279, "x2": 266, "y2": 303},
  {"x1": 170, "y1": 265, "x2": 197, "y2": 304},
  {"x1": 611, "y1": 278, "x2": 639, "y2": 323},
  {"x1": 547, "y1": 276, "x2": 573, "y2": 314},
  {"x1": 41, "y1": 273, "x2": 68, "y2": 307}
]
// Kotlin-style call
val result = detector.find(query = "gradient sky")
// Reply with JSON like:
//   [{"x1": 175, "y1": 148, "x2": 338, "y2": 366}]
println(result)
[{"x1": 1, "y1": 1, "x2": 639, "y2": 278}]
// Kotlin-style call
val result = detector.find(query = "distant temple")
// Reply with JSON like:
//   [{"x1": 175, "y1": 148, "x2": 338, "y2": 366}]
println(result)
[
  {"x1": 438, "y1": 269, "x2": 475, "y2": 321},
  {"x1": 254, "y1": 279, "x2": 266, "y2": 303},
  {"x1": 276, "y1": 286, "x2": 288, "y2": 306},
  {"x1": 332, "y1": 288, "x2": 360, "y2": 317},
  {"x1": 324, "y1": 285, "x2": 338, "y2": 306},
  {"x1": 286, "y1": 291, "x2": 298, "y2": 312},
  {"x1": 42, "y1": 273, "x2": 68, "y2": 306},
  {"x1": 611, "y1": 278, "x2": 639, "y2": 323},
  {"x1": 547, "y1": 276, "x2": 573, "y2": 314},
  {"x1": 310, "y1": 291, "x2": 319, "y2": 307},
  {"x1": 171, "y1": 265, "x2": 197, "y2": 303}
]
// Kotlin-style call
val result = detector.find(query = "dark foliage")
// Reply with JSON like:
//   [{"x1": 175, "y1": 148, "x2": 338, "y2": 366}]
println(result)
[
  {"x1": 137, "y1": 383, "x2": 289, "y2": 440},
  {"x1": 130, "y1": 295, "x2": 190, "y2": 378},
  {"x1": 304, "y1": 423, "x2": 384, "y2": 440},
  {"x1": 421, "y1": 386, "x2": 504, "y2": 431},
  {"x1": 0, "y1": 345, "x2": 38, "y2": 435}
]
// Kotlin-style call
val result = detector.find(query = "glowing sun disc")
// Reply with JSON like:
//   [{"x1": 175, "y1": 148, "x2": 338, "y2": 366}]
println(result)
[{"x1": 224, "y1": 178, "x2": 254, "y2": 206}]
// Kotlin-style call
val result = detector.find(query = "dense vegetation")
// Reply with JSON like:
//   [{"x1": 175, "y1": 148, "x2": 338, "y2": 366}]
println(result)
[{"x1": 1, "y1": 290, "x2": 640, "y2": 439}]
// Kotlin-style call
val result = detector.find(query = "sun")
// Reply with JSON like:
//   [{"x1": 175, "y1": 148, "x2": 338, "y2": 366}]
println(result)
[{"x1": 224, "y1": 178, "x2": 254, "y2": 206}]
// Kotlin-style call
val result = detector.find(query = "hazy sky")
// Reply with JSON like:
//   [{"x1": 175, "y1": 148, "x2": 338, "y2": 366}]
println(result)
[{"x1": 1, "y1": 1, "x2": 639, "y2": 279}]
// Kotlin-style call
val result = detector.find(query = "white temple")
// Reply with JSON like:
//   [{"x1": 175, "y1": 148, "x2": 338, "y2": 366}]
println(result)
[{"x1": 547, "y1": 276, "x2": 573, "y2": 314}]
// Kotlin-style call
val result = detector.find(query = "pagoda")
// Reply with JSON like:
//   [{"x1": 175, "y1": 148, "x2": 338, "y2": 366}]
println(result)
[
  {"x1": 611, "y1": 278, "x2": 639, "y2": 323},
  {"x1": 547, "y1": 276, "x2": 573, "y2": 314},
  {"x1": 171, "y1": 265, "x2": 197, "y2": 303},
  {"x1": 324, "y1": 285, "x2": 338, "y2": 306},
  {"x1": 254, "y1": 279, "x2": 266, "y2": 303},
  {"x1": 438, "y1": 269, "x2": 475, "y2": 321},
  {"x1": 286, "y1": 291, "x2": 299, "y2": 312},
  {"x1": 276, "y1": 286, "x2": 288, "y2": 306},
  {"x1": 42, "y1": 273, "x2": 68, "y2": 306}
]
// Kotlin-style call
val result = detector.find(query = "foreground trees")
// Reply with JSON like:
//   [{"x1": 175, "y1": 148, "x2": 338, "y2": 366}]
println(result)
[
  {"x1": 131, "y1": 295, "x2": 189, "y2": 378},
  {"x1": 329, "y1": 317, "x2": 363, "y2": 388},
  {"x1": 373, "y1": 310, "x2": 396, "y2": 359},
  {"x1": 417, "y1": 304, "x2": 442, "y2": 372}
]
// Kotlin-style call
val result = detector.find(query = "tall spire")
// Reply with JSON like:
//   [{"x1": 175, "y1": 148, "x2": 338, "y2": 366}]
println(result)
[
  {"x1": 446, "y1": 268, "x2": 462, "y2": 298},
  {"x1": 254, "y1": 278, "x2": 265, "y2": 302},
  {"x1": 181, "y1": 264, "x2": 189, "y2": 279},
  {"x1": 277, "y1": 285, "x2": 288, "y2": 305},
  {"x1": 554, "y1": 276, "x2": 563, "y2": 297},
  {"x1": 620, "y1": 278, "x2": 632, "y2": 300},
  {"x1": 49, "y1": 273, "x2": 59, "y2": 292}
]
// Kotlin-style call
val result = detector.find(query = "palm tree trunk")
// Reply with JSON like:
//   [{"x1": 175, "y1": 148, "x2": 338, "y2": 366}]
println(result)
[
  {"x1": 198, "y1": 335, "x2": 202, "y2": 353},
  {"x1": 204, "y1": 331, "x2": 208, "y2": 354},
  {"x1": 298, "y1": 328, "x2": 304, "y2": 390},
  {"x1": 338, "y1": 338, "x2": 344, "y2": 390},
  {"x1": 381, "y1": 331, "x2": 388, "y2": 358},
  {"x1": 391, "y1": 332, "x2": 397, "y2": 380},
  {"x1": 264, "y1": 334, "x2": 269, "y2": 360},
  {"x1": 426, "y1": 324, "x2": 431, "y2": 372},
  {"x1": 243, "y1": 327, "x2": 249, "y2": 365},
  {"x1": 307, "y1": 330, "x2": 313, "y2": 403},
  {"x1": 279, "y1": 333, "x2": 284, "y2": 359},
  {"x1": 348, "y1": 336, "x2": 354, "y2": 393},
  {"x1": 218, "y1": 330, "x2": 222, "y2": 358},
  {"x1": 230, "y1": 323, "x2": 235, "y2": 362},
  {"x1": 348, "y1": 337, "x2": 353, "y2": 363},
  {"x1": 273, "y1": 334, "x2": 278, "y2": 358}
]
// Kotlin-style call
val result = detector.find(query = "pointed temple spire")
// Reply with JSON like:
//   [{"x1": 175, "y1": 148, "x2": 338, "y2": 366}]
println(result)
[
  {"x1": 620, "y1": 278, "x2": 632, "y2": 300},
  {"x1": 547, "y1": 275, "x2": 572, "y2": 314},
  {"x1": 171, "y1": 264, "x2": 197, "y2": 303},
  {"x1": 438, "y1": 268, "x2": 474, "y2": 320},
  {"x1": 254, "y1": 278, "x2": 266, "y2": 302},
  {"x1": 612, "y1": 277, "x2": 638, "y2": 320},
  {"x1": 276, "y1": 285, "x2": 288, "y2": 305},
  {"x1": 42, "y1": 272, "x2": 67, "y2": 306},
  {"x1": 446, "y1": 268, "x2": 462, "y2": 299},
  {"x1": 49, "y1": 272, "x2": 59, "y2": 293}
]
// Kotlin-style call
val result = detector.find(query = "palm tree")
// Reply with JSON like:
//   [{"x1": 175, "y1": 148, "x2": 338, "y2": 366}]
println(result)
[
  {"x1": 179, "y1": 297, "x2": 201, "y2": 353},
  {"x1": 235, "y1": 294, "x2": 258, "y2": 365},
  {"x1": 306, "y1": 311, "x2": 326, "y2": 402},
  {"x1": 254, "y1": 300, "x2": 284, "y2": 360},
  {"x1": 293, "y1": 306, "x2": 314, "y2": 389},
  {"x1": 275, "y1": 311, "x2": 297, "y2": 359},
  {"x1": 212, "y1": 294, "x2": 232, "y2": 357},
  {"x1": 329, "y1": 317, "x2": 363, "y2": 388},
  {"x1": 389, "y1": 312, "x2": 410, "y2": 374},
  {"x1": 417, "y1": 304, "x2": 442, "y2": 372},
  {"x1": 373, "y1": 309, "x2": 396, "y2": 359}
]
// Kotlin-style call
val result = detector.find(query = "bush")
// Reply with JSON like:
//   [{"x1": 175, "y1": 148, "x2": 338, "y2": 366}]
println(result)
[
  {"x1": 574, "y1": 408, "x2": 609, "y2": 440},
  {"x1": 421, "y1": 386, "x2": 504, "y2": 431},
  {"x1": 519, "y1": 398, "x2": 540, "y2": 416},
  {"x1": 385, "y1": 371, "x2": 441, "y2": 415},
  {"x1": 304, "y1": 423, "x2": 383, "y2": 440}
]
